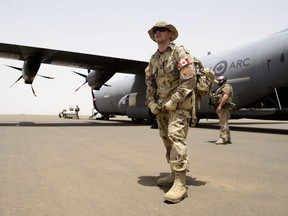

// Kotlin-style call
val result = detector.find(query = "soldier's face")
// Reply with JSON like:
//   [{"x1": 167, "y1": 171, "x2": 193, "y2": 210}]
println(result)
[
  {"x1": 217, "y1": 78, "x2": 224, "y2": 87},
  {"x1": 153, "y1": 28, "x2": 172, "y2": 44}
]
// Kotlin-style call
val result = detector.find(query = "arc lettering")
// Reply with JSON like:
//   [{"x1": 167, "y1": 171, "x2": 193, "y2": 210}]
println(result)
[{"x1": 229, "y1": 58, "x2": 250, "y2": 70}]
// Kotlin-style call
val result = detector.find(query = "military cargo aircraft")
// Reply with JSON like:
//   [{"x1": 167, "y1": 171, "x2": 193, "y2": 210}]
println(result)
[{"x1": 0, "y1": 28, "x2": 287, "y2": 124}]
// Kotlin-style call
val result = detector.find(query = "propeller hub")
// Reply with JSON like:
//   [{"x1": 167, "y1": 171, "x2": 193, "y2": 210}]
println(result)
[{"x1": 24, "y1": 80, "x2": 33, "y2": 84}]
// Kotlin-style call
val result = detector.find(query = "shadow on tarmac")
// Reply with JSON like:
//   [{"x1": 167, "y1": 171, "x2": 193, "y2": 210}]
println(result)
[
  {"x1": 137, "y1": 174, "x2": 207, "y2": 205},
  {"x1": 198, "y1": 121, "x2": 288, "y2": 135},
  {"x1": 137, "y1": 172, "x2": 207, "y2": 189},
  {"x1": 1, "y1": 118, "x2": 287, "y2": 135},
  {"x1": 0, "y1": 119, "x2": 143, "y2": 127}
]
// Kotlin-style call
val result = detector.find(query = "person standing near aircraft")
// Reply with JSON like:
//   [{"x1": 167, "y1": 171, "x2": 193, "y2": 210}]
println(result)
[
  {"x1": 211, "y1": 76, "x2": 234, "y2": 144},
  {"x1": 145, "y1": 21, "x2": 196, "y2": 203},
  {"x1": 75, "y1": 105, "x2": 80, "y2": 119}
]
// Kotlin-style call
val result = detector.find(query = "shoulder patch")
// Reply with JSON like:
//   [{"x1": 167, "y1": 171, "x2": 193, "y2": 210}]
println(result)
[
  {"x1": 178, "y1": 58, "x2": 191, "y2": 68},
  {"x1": 181, "y1": 64, "x2": 195, "y2": 79}
]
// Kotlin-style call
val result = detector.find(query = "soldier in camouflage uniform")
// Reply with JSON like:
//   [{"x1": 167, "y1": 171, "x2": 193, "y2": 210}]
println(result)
[
  {"x1": 145, "y1": 21, "x2": 196, "y2": 203},
  {"x1": 211, "y1": 76, "x2": 234, "y2": 144}
]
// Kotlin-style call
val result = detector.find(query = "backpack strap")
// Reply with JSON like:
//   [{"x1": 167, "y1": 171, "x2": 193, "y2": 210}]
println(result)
[{"x1": 189, "y1": 91, "x2": 198, "y2": 127}]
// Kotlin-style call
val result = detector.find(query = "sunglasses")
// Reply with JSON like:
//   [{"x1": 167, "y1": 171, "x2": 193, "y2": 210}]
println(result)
[{"x1": 153, "y1": 27, "x2": 169, "y2": 34}]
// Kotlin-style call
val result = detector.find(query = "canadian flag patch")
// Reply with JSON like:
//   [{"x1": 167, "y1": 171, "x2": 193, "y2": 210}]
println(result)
[{"x1": 178, "y1": 58, "x2": 191, "y2": 68}]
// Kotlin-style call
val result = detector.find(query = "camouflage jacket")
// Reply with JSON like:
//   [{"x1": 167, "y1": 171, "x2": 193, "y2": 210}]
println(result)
[
  {"x1": 145, "y1": 43, "x2": 196, "y2": 109},
  {"x1": 211, "y1": 83, "x2": 234, "y2": 108}
]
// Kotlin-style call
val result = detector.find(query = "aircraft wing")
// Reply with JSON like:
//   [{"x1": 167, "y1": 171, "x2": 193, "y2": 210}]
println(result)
[{"x1": 0, "y1": 42, "x2": 148, "y2": 74}]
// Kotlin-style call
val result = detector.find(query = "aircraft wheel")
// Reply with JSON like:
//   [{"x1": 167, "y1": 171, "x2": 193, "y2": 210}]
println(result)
[
  {"x1": 195, "y1": 118, "x2": 200, "y2": 127},
  {"x1": 141, "y1": 118, "x2": 151, "y2": 125},
  {"x1": 131, "y1": 118, "x2": 142, "y2": 124},
  {"x1": 189, "y1": 118, "x2": 200, "y2": 127}
]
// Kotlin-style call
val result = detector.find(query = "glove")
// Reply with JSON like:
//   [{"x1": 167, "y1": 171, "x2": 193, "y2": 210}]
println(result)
[
  {"x1": 164, "y1": 100, "x2": 178, "y2": 111},
  {"x1": 149, "y1": 102, "x2": 161, "y2": 115}
]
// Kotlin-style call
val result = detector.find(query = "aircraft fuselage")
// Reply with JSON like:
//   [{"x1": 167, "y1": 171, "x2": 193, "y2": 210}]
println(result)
[{"x1": 94, "y1": 29, "x2": 288, "y2": 121}]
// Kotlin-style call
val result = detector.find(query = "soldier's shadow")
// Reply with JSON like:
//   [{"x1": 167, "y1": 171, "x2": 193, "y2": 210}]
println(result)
[{"x1": 137, "y1": 172, "x2": 207, "y2": 192}]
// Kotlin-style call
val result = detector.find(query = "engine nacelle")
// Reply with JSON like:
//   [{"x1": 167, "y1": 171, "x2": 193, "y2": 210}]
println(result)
[
  {"x1": 87, "y1": 70, "x2": 102, "y2": 89},
  {"x1": 22, "y1": 56, "x2": 41, "y2": 84},
  {"x1": 87, "y1": 70, "x2": 115, "y2": 90}
]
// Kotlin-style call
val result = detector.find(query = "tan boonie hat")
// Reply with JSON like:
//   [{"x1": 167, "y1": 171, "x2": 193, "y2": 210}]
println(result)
[{"x1": 148, "y1": 21, "x2": 178, "y2": 42}]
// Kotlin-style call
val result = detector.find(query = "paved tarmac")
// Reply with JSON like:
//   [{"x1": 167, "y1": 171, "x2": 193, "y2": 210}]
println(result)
[{"x1": 0, "y1": 114, "x2": 287, "y2": 216}]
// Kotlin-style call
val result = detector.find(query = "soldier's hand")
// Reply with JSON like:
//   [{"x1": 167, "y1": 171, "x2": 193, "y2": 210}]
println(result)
[
  {"x1": 164, "y1": 100, "x2": 178, "y2": 111},
  {"x1": 149, "y1": 102, "x2": 161, "y2": 115},
  {"x1": 216, "y1": 105, "x2": 222, "y2": 113}
]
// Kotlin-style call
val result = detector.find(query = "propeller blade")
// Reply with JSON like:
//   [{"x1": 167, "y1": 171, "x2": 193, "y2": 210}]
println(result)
[
  {"x1": 74, "y1": 81, "x2": 88, "y2": 93},
  {"x1": 37, "y1": 74, "x2": 54, "y2": 79},
  {"x1": 31, "y1": 85, "x2": 37, "y2": 97},
  {"x1": 9, "y1": 75, "x2": 23, "y2": 88},
  {"x1": 72, "y1": 70, "x2": 87, "y2": 79},
  {"x1": 5, "y1": 65, "x2": 22, "y2": 71}
]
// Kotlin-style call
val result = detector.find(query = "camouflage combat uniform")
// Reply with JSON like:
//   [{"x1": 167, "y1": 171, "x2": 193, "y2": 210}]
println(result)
[
  {"x1": 145, "y1": 43, "x2": 196, "y2": 172},
  {"x1": 212, "y1": 83, "x2": 234, "y2": 143}
]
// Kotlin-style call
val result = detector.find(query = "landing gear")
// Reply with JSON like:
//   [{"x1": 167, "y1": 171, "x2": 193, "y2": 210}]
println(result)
[
  {"x1": 131, "y1": 118, "x2": 151, "y2": 125},
  {"x1": 96, "y1": 114, "x2": 115, "y2": 120},
  {"x1": 150, "y1": 119, "x2": 158, "y2": 129},
  {"x1": 89, "y1": 108, "x2": 98, "y2": 119}
]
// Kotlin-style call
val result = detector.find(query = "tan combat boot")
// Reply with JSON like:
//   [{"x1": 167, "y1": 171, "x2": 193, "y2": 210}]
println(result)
[
  {"x1": 215, "y1": 138, "x2": 227, "y2": 145},
  {"x1": 164, "y1": 171, "x2": 188, "y2": 203},
  {"x1": 157, "y1": 171, "x2": 175, "y2": 187}
]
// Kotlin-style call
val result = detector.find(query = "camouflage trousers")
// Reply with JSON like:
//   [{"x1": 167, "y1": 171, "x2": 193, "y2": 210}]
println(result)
[
  {"x1": 157, "y1": 109, "x2": 190, "y2": 172},
  {"x1": 217, "y1": 108, "x2": 231, "y2": 141}
]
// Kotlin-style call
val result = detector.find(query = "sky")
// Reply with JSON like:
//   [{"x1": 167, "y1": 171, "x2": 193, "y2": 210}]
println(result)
[{"x1": 0, "y1": 0, "x2": 288, "y2": 115}]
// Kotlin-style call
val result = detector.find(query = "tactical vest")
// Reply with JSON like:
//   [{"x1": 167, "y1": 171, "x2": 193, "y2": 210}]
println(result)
[{"x1": 210, "y1": 83, "x2": 235, "y2": 110}]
